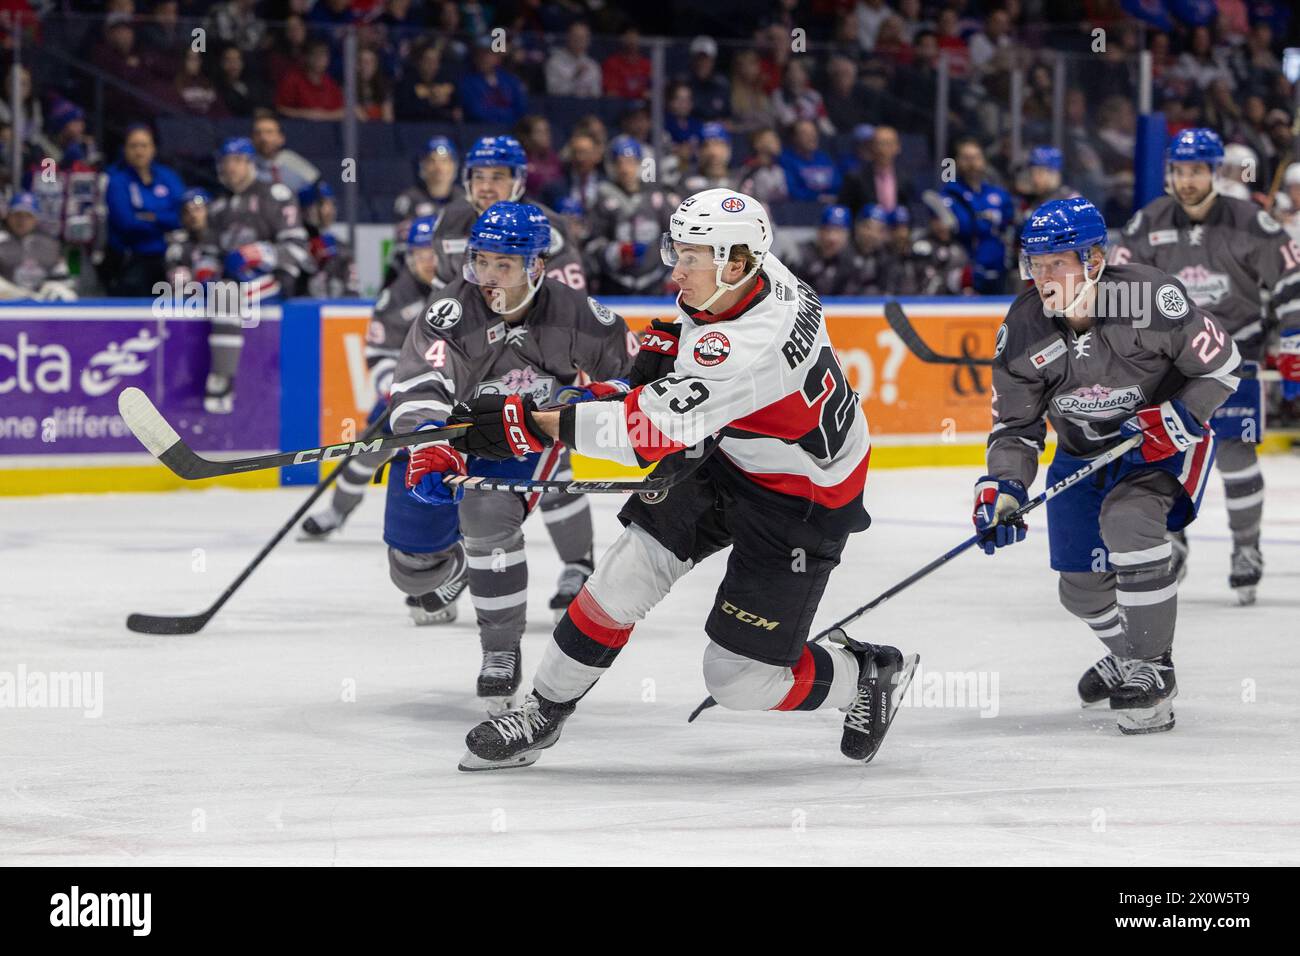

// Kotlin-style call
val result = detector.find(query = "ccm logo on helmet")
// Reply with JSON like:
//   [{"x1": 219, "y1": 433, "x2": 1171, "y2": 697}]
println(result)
[{"x1": 720, "y1": 196, "x2": 746, "y2": 212}]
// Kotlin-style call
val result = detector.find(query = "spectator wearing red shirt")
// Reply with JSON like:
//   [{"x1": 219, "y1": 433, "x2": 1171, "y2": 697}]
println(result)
[
  {"x1": 935, "y1": 8, "x2": 970, "y2": 78},
  {"x1": 602, "y1": 27, "x2": 651, "y2": 100},
  {"x1": 276, "y1": 40, "x2": 345, "y2": 121}
]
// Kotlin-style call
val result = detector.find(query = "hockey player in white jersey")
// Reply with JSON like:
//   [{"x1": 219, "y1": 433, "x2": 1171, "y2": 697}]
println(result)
[
  {"x1": 442, "y1": 188, "x2": 914, "y2": 770},
  {"x1": 1110, "y1": 128, "x2": 1300, "y2": 602}
]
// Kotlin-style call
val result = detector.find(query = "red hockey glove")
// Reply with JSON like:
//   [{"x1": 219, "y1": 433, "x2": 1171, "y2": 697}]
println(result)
[
  {"x1": 406, "y1": 443, "x2": 467, "y2": 506},
  {"x1": 1120, "y1": 399, "x2": 1205, "y2": 463}
]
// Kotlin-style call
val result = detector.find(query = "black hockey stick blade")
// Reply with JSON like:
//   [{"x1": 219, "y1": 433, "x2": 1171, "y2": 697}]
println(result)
[
  {"x1": 883, "y1": 300, "x2": 993, "y2": 366},
  {"x1": 127, "y1": 608, "x2": 215, "y2": 635},
  {"x1": 118, "y1": 387, "x2": 466, "y2": 480},
  {"x1": 687, "y1": 696, "x2": 717, "y2": 722}
]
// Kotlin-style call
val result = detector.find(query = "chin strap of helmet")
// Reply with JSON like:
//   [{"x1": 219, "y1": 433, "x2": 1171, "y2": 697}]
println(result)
[
  {"x1": 1046, "y1": 252, "x2": 1106, "y2": 318},
  {"x1": 684, "y1": 246, "x2": 763, "y2": 313},
  {"x1": 484, "y1": 255, "x2": 545, "y2": 315}
]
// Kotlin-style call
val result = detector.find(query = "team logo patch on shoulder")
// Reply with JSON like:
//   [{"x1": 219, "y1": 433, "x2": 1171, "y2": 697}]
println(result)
[
  {"x1": 1148, "y1": 229, "x2": 1178, "y2": 246},
  {"x1": 1257, "y1": 210, "x2": 1281, "y2": 234},
  {"x1": 693, "y1": 330, "x2": 731, "y2": 367},
  {"x1": 1123, "y1": 210, "x2": 1142, "y2": 236},
  {"x1": 1030, "y1": 338, "x2": 1067, "y2": 368},
  {"x1": 270, "y1": 183, "x2": 293, "y2": 202},
  {"x1": 1155, "y1": 283, "x2": 1189, "y2": 319},
  {"x1": 720, "y1": 196, "x2": 746, "y2": 212},
  {"x1": 425, "y1": 297, "x2": 462, "y2": 330},
  {"x1": 994, "y1": 323, "x2": 1008, "y2": 357},
  {"x1": 587, "y1": 296, "x2": 617, "y2": 325}
]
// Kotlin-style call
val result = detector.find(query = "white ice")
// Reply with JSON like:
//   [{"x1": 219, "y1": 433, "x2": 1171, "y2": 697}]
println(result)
[{"x1": 2, "y1": 457, "x2": 1299, "y2": 866}]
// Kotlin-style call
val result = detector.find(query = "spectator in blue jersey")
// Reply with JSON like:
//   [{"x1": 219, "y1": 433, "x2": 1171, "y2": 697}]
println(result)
[
  {"x1": 940, "y1": 136, "x2": 1014, "y2": 294},
  {"x1": 103, "y1": 124, "x2": 184, "y2": 296},
  {"x1": 779, "y1": 119, "x2": 840, "y2": 202},
  {"x1": 459, "y1": 36, "x2": 529, "y2": 125}
]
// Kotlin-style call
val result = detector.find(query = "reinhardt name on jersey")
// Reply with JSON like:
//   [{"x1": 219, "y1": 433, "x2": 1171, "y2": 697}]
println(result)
[
  {"x1": 989, "y1": 262, "x2": 1241, "y2": 488},
  {"x1": 1111, "y1": 194, "x2": 1300, "y2": 356},
  {"x1": 388, "y1": 275, "x2": 634, "y2": 438},
  {"x1": 571, "y1": 252, "x2": 871, "y2": 530}
]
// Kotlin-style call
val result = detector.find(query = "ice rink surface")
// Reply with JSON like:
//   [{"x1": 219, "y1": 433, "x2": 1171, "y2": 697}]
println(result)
[{"x1": 3, "y1": 457, "x2": 1299, "y2": 866}]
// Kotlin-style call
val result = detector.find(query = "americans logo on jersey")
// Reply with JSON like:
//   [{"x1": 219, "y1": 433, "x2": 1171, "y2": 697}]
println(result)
[
  {"x1": 1176, "y1": 265, "x2": 1230, "y2": 307},
  {"x1": 1053, "y1": 383, "x2": 1145, "y2": 419},
  {"x1": 693, "y1": 330, "x2": 731, "y2": 367}
]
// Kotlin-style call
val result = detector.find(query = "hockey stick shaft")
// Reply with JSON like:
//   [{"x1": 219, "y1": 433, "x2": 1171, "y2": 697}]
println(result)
[
  {"x1": 688, "y1": 433, "x2": 1142, "y2": 720},
  {"x1": 117, "y1": 386, "x2": 467, "y2": 480},
  {"x1": 126, "y1": 411, "x2": 393, "y2": 635},
  {"x1": 884, "y1": 300, "x2": 994, "y2": 366}
]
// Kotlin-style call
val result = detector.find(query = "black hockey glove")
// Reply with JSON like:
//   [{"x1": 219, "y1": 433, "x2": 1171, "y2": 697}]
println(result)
[
  {"x1": 628, "y1": 319, "x2": 681, "y2": 387},
  {"x1": 447, "y1": 394, "x2": 554, "y2": 461}
]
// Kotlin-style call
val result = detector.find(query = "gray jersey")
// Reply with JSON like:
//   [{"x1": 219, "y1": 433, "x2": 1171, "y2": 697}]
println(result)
[
  {"x1": 365, "y1": 266, "x2": 433, "y2": 399},
  {"x1": 301, "y1": 230, "x2": 359, "y2": 299},
  {"x1": 0, "y1": 230, "x2": 70, "y2": 290},
  {"x1": 988, "y1": 262, "x2": 1241, "y2": 488},
  {"x1": 583, "y1": 181, "x2": 677, "y2": 294},
  {"x1": 393, "y1": 185, "x2": 454, "y2": 223},
  {"x1": 1111, "y1": 195, "x2": 1300, "y2": 358},
  {"x1": 164, "y1": 227, "x2": 221, "y2": 283},
  {"x1": 432, "y1": 196, "x2": 586, "y2": 292},
  {"x1": 206, "y1": 179, "x2": 312, "y2": 297},
  {"x1": 389, "y1": 278, "x2": 635, "y2": 437}
]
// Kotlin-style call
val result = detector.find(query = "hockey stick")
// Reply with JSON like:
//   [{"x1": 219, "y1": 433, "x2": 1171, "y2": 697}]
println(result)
[
  {"x1": 687, "y1": 433, "x2": 1144, "y2": 721},
  {"x1": 883, "y1": 300, "x2": 994, "y2": 366},
  {"x1": 126, "y1": 411, "x2": 392, "y2": 635},
  {"x1": 117, "y1": 386, "x2": 468, "y2": 480}
]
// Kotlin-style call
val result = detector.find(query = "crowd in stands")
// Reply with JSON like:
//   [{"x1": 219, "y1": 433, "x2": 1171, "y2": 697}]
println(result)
[{"x1": 0, "y1": 0, "x2": 1297, "y2": 300}]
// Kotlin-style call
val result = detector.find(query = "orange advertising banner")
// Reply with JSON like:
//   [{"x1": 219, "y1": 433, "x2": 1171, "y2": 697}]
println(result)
[{"x1": 317, "y1": 300, "x2": 1023, "y2": 469}]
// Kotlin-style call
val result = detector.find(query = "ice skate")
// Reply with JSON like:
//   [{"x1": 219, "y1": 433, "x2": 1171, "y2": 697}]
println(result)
[
  {"x1": 1168, "y1": 529, "x2": 1189, "y2": 584},
  {"x1": 1229, "y1": 545, "x2": 1262, "y2": 606},
  {"x1": 548, "y1": 559, "x2": 593, "y2": 623},
  {"x1": 477, "y1": 649, "x2": 522, "y2": 715},
  {"x1": 1110, "y1": 653, "x2": 1177, "y2": 735},
  {"x1": 1077, "y1": 654, "x2": 1131, "y2": 708},
  {"x1": 458, "y1": 691, "x2": 574, "y2": 771},
  {"x1": 827, "y1": 629, "x2": 918, "y2": 763},
  {"x1": 204, "y1": 373, "x2": 235, "y2": 415},
  {"x1": 298, "y1": 506, "x2": 348, "y2": 541},
  {"x1": 405, "y1": 568, "x2": 467, "y2": 626}
]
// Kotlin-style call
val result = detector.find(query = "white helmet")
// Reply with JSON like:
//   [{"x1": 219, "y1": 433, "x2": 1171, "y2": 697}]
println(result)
[
  {"x1": 661, "y1": 188, "x2": 772, "y2": 310},
  {"x1": 1285, "y1": 162, "x2": 1300, "y2": 188}
]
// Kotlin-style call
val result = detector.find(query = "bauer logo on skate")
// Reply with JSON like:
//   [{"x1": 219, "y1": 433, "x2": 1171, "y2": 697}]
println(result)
[{"x1": 693, "y1": 330, "x2": 731, "y2": 367}]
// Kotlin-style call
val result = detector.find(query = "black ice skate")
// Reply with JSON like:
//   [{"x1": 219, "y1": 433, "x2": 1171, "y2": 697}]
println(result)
[
  {"x1": 1077, "y1": 654, "x2": 1131, "y2": 708},
  {"x1": 1110, "y1": 652, "x2": 1177, "y2": 735},
  {"x1": 1229, "y1": 545, "x2": 1263, "y2": 606},
  {"x1": 549, "y1": 559, "x2": 593, "y2": 623},
  {"x1": 298, "y1": 506, "x2": 348, "y2": 541},
  {"x1": 406, "y1": 567, "x2": 468, "y2": 626},
  {"x1": 1168, "y1": 529, "x2": 1189, "y2": 584},
  {"x1": 477, "y1": 649, "x2": 522, "y2": 715},
  {"x1": 458, "y1": 691, "x2": 575, "y2": 771},
  {"x1": 829, "y1": 629, "x2": 918, "y2": 763}
]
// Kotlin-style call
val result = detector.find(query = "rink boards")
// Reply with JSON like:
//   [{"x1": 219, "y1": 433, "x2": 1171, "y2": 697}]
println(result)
[{"x1": 3, "y1": 297, "x2": 1291, "y2": 496}]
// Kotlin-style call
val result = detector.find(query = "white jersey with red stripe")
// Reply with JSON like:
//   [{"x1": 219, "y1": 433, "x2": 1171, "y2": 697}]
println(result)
[{"x1": 572, "y1": 253, "x2": 871, "y2": 521}]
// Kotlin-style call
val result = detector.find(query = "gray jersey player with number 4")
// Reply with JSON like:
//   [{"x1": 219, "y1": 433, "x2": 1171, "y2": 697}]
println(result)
[{"x1": 1110, "y1": 128, "x2": 1300, "y2": 603}]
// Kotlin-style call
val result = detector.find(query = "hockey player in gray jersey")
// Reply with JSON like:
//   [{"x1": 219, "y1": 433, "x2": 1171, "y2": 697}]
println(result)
[
  {"x1": 203, "y1": 137, "x2": 311, "y2": 413},
  {"x1": 164, "y1": 189, "x2": 221, "y2": 286},
  {"x1": 1110, "y1": 128, "x2": 1300, "y2": 602},
  {"x1": 300, "y1": 217, "x2": 440, "y2": 544},
  {"x1": 297, "y1": 181, "x2": 358, "y2": 299},
  {"x1": 0, "y1": 192, "x2": 77, "y2": 302},
  {"x1": 584, "y1": 135, "x2": 678, "y2": 295},
  {"x1": 385, "y1": 136, "x2": 458, "y2": 288},
  {"x1": 978, "y1": 198, "x2": 1239, "y2": 734},
  {"x1": 394, "y1": 202, "x2": 635, "y2": 712},
  {"x1": 430, "y1": 135, "x2": 586, "y2": 293},
  {"x1": 429, "y1": 134, "x2": 599, "y2": 614}
]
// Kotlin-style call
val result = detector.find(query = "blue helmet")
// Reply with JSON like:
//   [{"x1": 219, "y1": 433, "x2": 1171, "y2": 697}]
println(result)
[
  {"x1": 424, "y1": 135, "x2": 458, "y2": 161},
  {"x1": 888, "y1": 205, "x2": 911, "y2": 227},
  {"x1": 7, "y1": 191, "x2": 39, "y2": 216},
  {"x1": 1166, "y1": 127, "x2": 1223, "y2": 166},
  {"x1": 218, "y1": 136, "x2": 256, "y2": 158},
  {"x1": 180, "y1": 188, "x2": 210, "y2": 207},
  {"x1": 1027, "y1": 145, "x2": 1063, "y2": 171},
  {"x1": 462, "y1": 135, "x2": 528, "y2": 204},
  {"x1": 608, "y1": 134, "x2": 643, "y2": 161},
  {"x1": 859, "y1": 203, "x2": 890, "y2": 223},
  {"x1": 554, "y1": 196, "x2": 584, "y2": 217},
  {"x1": 298, "y1": 180, "x2": 335, "y2": 208},
  {"x1": 468, "y1": 201, "x2": 551, "y2": 259},
  {"x1": 699, "y1": 122, "x2": 731, "y2": 144},
  {"x1": 1019, "y1": 197, "x2": 1107, "y2": 279},
  {"x1": 407, "y1": 215, "x2": 437, "y2": 249},
  {"x1": 821, "y1": 205, "x2": 851, "y2": 229}
]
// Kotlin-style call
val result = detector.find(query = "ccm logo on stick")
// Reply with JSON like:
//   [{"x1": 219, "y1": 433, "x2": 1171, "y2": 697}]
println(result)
[{"x1": 293, "y1": 439, "x2": 384, "y2": 464}]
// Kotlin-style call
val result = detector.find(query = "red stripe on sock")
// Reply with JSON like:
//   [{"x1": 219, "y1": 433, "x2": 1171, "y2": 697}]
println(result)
[
  {"x1": 567, "y1": 586, "x2": 633, "y2": 649},
  {"x1": 774, "y1": 645, "x2": 816, "y2": 711}
]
